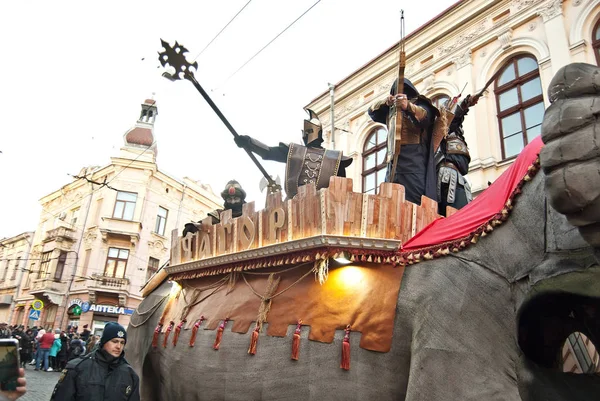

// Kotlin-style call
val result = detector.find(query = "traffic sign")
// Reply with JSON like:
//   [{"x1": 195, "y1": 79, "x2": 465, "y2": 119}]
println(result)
[
  {"x1": 32, "y1": 299, "x2": 44, "y2": 311},
  {"x1": 29, "y1": 310, "x2": 40, "y2": 321}
]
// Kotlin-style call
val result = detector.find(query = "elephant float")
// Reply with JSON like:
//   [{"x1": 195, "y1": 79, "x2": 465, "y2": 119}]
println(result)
[{"x1": 127, "y1": 63, "x2": 600, "y2": 401}]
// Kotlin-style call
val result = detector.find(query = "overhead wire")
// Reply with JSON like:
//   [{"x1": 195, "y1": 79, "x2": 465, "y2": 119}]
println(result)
[
  {"x1": 191, "y1": 0, "x2": 254, "y2": 62},
  {"x1": 216, "y1": 0, "x2": 323, "y2": 89}
]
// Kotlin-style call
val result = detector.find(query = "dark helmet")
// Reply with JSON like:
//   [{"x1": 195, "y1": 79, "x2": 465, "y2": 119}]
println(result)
[
  {"x1": 302, "y1": 109, "x2": 323, "y2": 147},
  {"x1": 390, "y1": 78, "x2": 419, "y2": 99},
  {"x1": 220, "y1": 180, "x2": 247, "y2": 202}
]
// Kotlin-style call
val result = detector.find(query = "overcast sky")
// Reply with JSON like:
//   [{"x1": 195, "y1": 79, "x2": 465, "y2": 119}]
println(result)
[{"x1": 0, "y1": 0, "x2": 457, "y2": 239}]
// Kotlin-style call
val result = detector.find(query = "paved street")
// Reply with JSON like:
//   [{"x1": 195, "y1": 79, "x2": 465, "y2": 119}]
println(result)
[{"x1": 20, "y1": 367, "x2": 59, "y2": 401}]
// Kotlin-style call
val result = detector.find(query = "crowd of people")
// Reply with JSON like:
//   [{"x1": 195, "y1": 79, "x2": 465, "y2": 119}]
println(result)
[
  {"x1": 0, "y1": 321, "x2": 139, "y2": 400},
  {"x1": 1, "y1": 323, "x2": 97, "y2": 373}
]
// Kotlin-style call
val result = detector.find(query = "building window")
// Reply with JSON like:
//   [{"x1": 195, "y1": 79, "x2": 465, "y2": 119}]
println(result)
[
  {"x1": 38, "y1": 251, "x2": 52, "y2": 279},
  {"x1": 70, "y1": 207, "x2": 80, "y2": 226},
  {"x1": 10, "y1": 257, "x2": 20, "y2": 280},
  {"x1": 594, "y1": 19, "x2": 600, "y2": 66},
  {"x1": 1, "y1": 259, "x2": 9, "y2": 281},
  {"x1": 362, "y1": 127, "x2": 388, "y2": 194},
  {"x1": 104, "y1": 247, "x2": 129, "y2": 278},
  {"x1": 24, "y1": 264, "x2": 34, "y2": 288},
  {"x1": 147, "y1": 257, "x2": 160, "y2": 282},
  {"x1": 495, "y1": 55, "x2": 544, "y2": 159},
  {"x1": 112, "y1": 191, "x2": 137, "y2": 220},
  {"x1": 155, "y1": 207, "x2": 168, "y2": 236},
  {"x1": 432, "y1": 94, "x2": 450, "y2": 110},
  {"x1": 54, "y1": 251, "x2": 67, "y2": 281}
]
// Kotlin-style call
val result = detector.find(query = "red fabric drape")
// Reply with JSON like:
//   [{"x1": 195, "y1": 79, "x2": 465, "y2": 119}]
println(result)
[{"x1": 402, "y1": 136, "x2": 544, "y2": 252}]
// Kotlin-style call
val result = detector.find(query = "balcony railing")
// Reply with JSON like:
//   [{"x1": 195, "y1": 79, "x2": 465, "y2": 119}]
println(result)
[
  {"x1": 91, "y1": 274, "x2": 129, "y2": 289},
  {"x1": 44, "y1": 226, "x2": 75, "y2": 243}
]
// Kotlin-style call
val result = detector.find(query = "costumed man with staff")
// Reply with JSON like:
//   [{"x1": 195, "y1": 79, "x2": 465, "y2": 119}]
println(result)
[
  {"x1": 368, "y1": 11, "x2": 441, "y2": 206},
  {"x1": 234, "y1": 109, "x2": 353, "y2": 199},
  {"x1": 368, "y1": 79, "x2": 440, "y2": 205},
  {"x1": 436, "y1": 93, "x2": 480, "y2": 215}
]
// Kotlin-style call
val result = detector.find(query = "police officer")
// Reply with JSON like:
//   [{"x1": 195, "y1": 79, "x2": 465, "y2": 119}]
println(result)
[{"x1": 51, "y1": 322, "x2": 140, "y2": 401}]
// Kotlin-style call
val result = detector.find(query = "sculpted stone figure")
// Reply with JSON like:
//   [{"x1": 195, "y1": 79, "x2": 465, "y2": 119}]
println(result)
[{"x1": 128, "y1": 64, "x2": 600, "y2": 400}]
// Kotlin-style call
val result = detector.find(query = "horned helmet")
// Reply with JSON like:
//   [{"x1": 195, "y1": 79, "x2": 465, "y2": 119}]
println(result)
[{"x1": 302, "y1": 108, "x2": 323, "y2": 147}]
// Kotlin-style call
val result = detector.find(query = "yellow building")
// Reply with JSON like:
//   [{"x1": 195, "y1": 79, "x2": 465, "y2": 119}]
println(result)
[
  {"x1": 0, "y1": 232, "x2": 34, "y2": 324},
  {"x1": 12, "y1": 99, "x2": 222, "y2": 334},
  {"x1": 306, "y1": 0, "x2": 600, "y2": 195}
]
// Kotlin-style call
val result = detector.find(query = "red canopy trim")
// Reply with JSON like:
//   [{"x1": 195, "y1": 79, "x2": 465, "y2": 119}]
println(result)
[{"x1": 398, "y1": 136, "x2": 544, "y2": 263}]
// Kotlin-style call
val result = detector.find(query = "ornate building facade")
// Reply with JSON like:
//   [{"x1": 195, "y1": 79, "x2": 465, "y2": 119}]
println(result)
[
  {"x1": 306, "y1": 0, "x2": 600, "y2": 196},
  {"x1": 0, "y1": 232, "x2": 34, "y2": 324},
  {"x1": 12, "y1": 99, "x2": 222, "y2": 334}
]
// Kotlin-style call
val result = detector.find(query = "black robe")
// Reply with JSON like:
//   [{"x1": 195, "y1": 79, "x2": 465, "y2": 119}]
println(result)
[{"x1": 368, "y1": 96, "x2": 438, "y2": 205}]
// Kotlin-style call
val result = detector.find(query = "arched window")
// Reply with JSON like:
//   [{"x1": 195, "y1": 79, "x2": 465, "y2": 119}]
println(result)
[
  {"x1": 561, "y1": 332, "x2": 599, "y2": 374},
  {"x1": 432, "y1": 94, "x2": 450, "y2": 110},
  {"x1": 362, "y1": 127, "x2": 387, "y2": 194},
  {"x1": 593, "y1": 19, "x2": 600, "y2": 65},
  {"x1": 495, "y1": 55, "x2": 544, "y2": 159}
]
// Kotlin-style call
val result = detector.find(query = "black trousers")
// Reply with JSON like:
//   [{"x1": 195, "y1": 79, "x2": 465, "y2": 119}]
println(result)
[{"x1": 439, "y1": 182, "x2": 469, "y2": 216}]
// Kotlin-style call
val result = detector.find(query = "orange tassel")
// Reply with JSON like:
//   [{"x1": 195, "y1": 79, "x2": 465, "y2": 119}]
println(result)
[
  {"x1": 213, "y1": 318, "x2": 229, "y2": 350},
  {"x1": 152, "y1": 323, "x2": 163, "y2": 348},
  {"x1": 163, "y1": 321, "x2": 175, "y2": 348},
  {"x1": 340, "y1": 325, "x2": 351, "y2": 370},
  {"x1": 291, "y1": 320, "x2": 302, "y2": 361},
  {"x1": 173, "y1": 319, "x2": 186, "y2": 346},
  {"x1": 189, "y1": 316, "x2": 205, "y2": 347},
  {"x1": 248, "y1": 325, "x2": 260, "y2": 355}
]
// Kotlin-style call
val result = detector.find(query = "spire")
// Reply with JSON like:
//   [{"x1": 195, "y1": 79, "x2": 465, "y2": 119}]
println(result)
[{"x1": 121, "y1": 97, "x2": 158, "y2": 162}]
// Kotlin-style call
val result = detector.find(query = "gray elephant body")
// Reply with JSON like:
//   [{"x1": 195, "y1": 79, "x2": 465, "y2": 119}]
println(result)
[{"x1": 127, "y1": 64, "x2": 600, "y2": 401}]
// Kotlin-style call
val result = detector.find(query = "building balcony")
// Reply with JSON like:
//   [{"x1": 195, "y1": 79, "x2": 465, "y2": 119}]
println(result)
[
  {"x1": 90, "y1": 274, "x2": 130, "y2": 290},
  {"x1": 29, "y1": 278, "x2": 67, "y2": 295},
  {"x1": 43, "y1": 226, "x2": 76, "y2": 244},
  {"x1": 99, "y1": 217, "x2": 141, "y2": 246}
]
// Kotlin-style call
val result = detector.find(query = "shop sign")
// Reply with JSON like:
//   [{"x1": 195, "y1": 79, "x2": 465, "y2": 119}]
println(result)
[
  {"x1": 68, "y1": 298, "x2": 83, "y2": 308},
  {"x1": 87, "y1": 304, "x2": 134, "y2": 315}
]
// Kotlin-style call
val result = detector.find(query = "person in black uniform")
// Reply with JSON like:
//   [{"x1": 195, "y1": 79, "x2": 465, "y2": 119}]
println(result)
[
  {"x1": 368, "y1": 79, "x2": 439, "y2": 205},
  {"x1": 51, "y1": 322, "x2": 140, "y2": 401},
  {"x1": 435, "y1": 94, "x2": 480, "y2": 215}
]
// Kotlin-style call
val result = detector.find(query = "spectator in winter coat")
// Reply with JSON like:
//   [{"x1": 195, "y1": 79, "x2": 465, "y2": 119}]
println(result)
[
  {"x1": 49, "y1": 330, "x2": 62, "y2": 370},
  {"x1": 57, "y1": 332, "x2": 69, "y2": 370},
  {"x1": 68, "y1": 335, "x2": 86, "y2": 361},
  {"x1": 80, "y1": 324, "x2": 91, "y2": 343},
  {"x1": 51, "y1": 322, "x2": 140, "y2": 401},
  {"x1": 36, "y1": 329, "x2": 55, "y2": 372}
]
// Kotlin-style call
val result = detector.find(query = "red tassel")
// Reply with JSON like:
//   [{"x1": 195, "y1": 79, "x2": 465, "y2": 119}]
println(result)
[
  {"x1": 173, "y1": 319, "x2": 187, "y2": 346},
  {"x1": 341, "y1": 325, "x2": 351, "y2": 370},
  {"x1": 291, "y1": 320, "x2": 302, "y2": 361},
  {"x1": 248, "y1": 324, "x2": 260, "y2": 355},
  {"x1": 163, "y1": 321, "x2": 175, "y2": 348},
  {"x1": 152, "y1": 323, "x2": 163, "y2": 348},
  {"x1": 189, "y1": 316, "x2": 205, "y2": 347},
  {"x1": 213, "y1": 318, "x2": 229, "y2": 350}
]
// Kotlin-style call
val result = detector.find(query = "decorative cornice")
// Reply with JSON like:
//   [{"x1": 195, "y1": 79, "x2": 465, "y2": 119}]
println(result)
[
  {"x1": 536, "y1": 0, "x2": 563, "y2": 22},
  {"x1": 436, "y1": 19, "x2": 489, "y2": 58}
]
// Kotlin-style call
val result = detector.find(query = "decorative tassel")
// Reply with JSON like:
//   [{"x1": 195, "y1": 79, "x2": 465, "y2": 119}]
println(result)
[
  {"x1": 248, "y1": 324, "x2": 260, "y2": 355},
  {"x1": 152, "y1": 323, "x2": 163, "y2": 348},
  {"x1": 163, "y1": 321, "x2": 175, "y2": 348},
  {"x1": 213, "y1": 318, "x2": 229, "y2": 350},
  {"x1": 189, "y1": 316, "x2": 205, "y2": 347},
  {"x1": 341, "y1": 325, "x2": 351, "y2": 370},
  {"x1": 173, "y1": 319, "x2": 187, "y2": 346},
  {"x1": 291, "y1": 320, "x2": 302, "y2": 361}
]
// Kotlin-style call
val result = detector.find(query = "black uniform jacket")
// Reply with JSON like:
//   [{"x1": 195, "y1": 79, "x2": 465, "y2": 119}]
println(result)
[{"x1": 51, "y1": 348, "x2": 140, "y2": 401}]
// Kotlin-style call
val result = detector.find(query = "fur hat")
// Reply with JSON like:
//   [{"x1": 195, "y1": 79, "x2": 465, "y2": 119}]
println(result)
[{"x1": 100, "y1": 322, "x2": 127, "y2": 347}]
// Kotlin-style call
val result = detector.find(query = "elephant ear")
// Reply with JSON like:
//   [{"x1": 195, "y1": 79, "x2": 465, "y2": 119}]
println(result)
[{"x1": 540, "y1": 63, "x2": 600, "y2": 248}]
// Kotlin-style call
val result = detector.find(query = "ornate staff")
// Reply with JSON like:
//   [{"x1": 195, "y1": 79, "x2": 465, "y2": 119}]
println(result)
[
  {"x1": 387, "y1": 11, "x2": 406, "y2": 183},
  {"x1": 158, "y1": 39, "x2": 281, "y2": 194}
]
